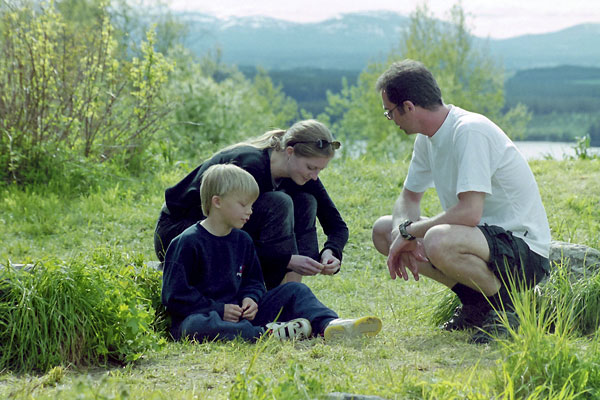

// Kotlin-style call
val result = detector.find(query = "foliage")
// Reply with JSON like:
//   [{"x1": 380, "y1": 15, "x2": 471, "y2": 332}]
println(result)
[
  {"x1": 505, "y1": 65, "x2": 600, "y2": 115},
  {"x1": 0, "y1": 252, "x2": 165, "y2": 373},
  {"x1": 108, "y1": 0, "x2": 188, "y2": 56},
  {"x1": 524, "y1": 112, "x2": 598, "y2": 142},
  {"x1": 588, "y1": 120, "x2": 600, "y2": 146},
  {"x1": 239, "y1": 66, "x2": 361, "y2": 117},
  {"x1": 570, "y1": 136, "x2": 599, "y2": 160},
  {"x1": 325, "y1": 3, "x2": 531, "y2": 160},
  {"x1": 503, "y1": 66, "x2": 600, "y2": 143},
  {"x1": 324, "y1": 63, "x2": 414, "y2": 159},
  {"x1": 400, "y1": 5, "x2": 503, "y2": 118},
  {"x1": 0, "y1": 0, "x2": 173, "y2": 186},
  {"x1": 161, "y1": 47, "x2": 299, "y2": 163}
]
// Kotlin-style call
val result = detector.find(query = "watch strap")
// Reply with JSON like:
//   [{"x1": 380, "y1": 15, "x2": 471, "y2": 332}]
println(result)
[{"x1": 398, "y1": 220, "x2": 416, "y2": 241}]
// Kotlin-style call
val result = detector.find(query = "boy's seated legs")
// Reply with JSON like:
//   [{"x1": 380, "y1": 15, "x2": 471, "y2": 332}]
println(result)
[
  {"x1": 176, "y1": 311, "x2": 264, "y2": 342},
  {"x1": 254, "y1": 282, "x2": 338, "y2": 335},
  {"x1": 254, "y1": 282, "x2": 382, "y2": 339}
]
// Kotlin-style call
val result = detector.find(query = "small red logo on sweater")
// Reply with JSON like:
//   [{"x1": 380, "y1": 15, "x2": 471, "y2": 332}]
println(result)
[{"x1": 237, "y1": 264, "x2": 245, "y2": 278}]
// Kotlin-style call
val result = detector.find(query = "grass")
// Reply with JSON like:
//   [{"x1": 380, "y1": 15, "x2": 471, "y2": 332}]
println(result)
[{"x1": 1, "y1": 157, "x2": 600, "y2": 399}]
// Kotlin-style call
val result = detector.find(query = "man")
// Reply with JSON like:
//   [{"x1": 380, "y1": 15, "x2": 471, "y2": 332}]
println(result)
[{"x1": 371, "y1": 59, "x2": 551, "y2": 343}]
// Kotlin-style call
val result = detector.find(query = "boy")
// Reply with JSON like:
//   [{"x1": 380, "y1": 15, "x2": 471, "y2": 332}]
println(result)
[{"x1": 162, "y1": 163, "x2": 382, "y2": 342}]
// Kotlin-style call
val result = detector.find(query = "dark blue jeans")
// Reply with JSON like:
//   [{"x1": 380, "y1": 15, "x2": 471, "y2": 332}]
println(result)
[
  {"x1": 155, "y1": 191, "x2": 319, "y2": 290},
  {"x1": 173, "y1": 282, "x2": 338, "y2": 342},
  {"x1": 243, "y1": 191, "x2": 319, "y2": 289}
]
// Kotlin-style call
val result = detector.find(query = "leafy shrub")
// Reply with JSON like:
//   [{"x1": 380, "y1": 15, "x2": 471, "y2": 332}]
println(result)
[
  {"x1": 0, "y1": 1, "x2": 173, "y2": 186},
  {"x1": 0, "y1": 250, "x2": 165, "y2": 373},
  {"x1": 161, "y1": 48, "x2": 298, "y2": 163}
]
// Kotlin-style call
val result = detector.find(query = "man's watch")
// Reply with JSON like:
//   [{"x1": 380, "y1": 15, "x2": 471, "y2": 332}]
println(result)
[{"x1": 398, "y1": 220, "x2": 416, "y2": 241}]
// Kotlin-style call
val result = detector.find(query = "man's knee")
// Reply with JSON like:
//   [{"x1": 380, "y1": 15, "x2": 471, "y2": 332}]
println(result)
[
  {"x1": 372, "y1": 215, "x2": 392, "y2": 254},
  {"x1": 423, "y1": 224, "x2": 453, "y2": 262}
]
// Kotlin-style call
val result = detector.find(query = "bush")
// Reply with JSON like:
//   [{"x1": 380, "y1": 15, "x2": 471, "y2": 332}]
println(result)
[
  {"x1": 161, "y1": 48, "x2": 299, "y2": 163},
  {"x1": 0, "y1": 1, "x2": 173, "y2": 186},
  {"x1": 0, "y1": 251, "x2": 165, "y2": 373}
]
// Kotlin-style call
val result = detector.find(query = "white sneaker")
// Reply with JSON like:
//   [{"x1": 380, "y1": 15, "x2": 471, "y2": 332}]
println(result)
[
  {"x1": 323, "y1": 316, "x2": 382, "y2": 340},
  {"x1": 266, "y1": 318, "x2": 312, "y2": 341}
]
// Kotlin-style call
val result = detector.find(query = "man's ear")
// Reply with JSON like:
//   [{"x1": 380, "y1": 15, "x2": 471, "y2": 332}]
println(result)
[{"x1": 403, "y1": 100, "x2": 416, "y2": 112}]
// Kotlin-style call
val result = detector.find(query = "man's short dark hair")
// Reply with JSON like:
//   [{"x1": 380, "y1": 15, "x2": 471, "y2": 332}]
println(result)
[{"x1": 376, "y1": 59, "x2": 443, "y2": 110}]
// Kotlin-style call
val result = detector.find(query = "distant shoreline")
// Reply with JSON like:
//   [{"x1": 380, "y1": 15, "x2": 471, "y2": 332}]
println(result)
[{"x1": 515, "y1": 140, "x2": 600, "y2": 160}]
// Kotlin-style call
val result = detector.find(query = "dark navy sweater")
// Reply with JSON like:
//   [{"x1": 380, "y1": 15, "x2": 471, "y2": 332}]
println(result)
[{"x1": 161, "y1": 223, "x2": 266, "y2": 325}]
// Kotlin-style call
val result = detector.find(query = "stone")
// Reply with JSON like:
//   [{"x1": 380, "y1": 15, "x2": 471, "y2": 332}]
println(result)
[
  {"x1": 549, "y1": 240, "x2": 600, "y2": 278},
  {"x1": 321, "y1": 393, "x2": 388, "y2": 400}
]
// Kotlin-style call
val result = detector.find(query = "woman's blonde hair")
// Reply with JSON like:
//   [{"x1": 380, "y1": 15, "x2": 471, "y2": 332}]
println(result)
[
  {"x1": 223, "y1": 119, "x2": 338, "y2": 159},
  {"x1": 200, "y1": 164, "x2": 259, "y2": 216}
]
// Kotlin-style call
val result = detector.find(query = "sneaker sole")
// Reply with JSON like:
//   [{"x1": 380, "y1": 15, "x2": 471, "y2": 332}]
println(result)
[{"x1": 324, "y1": 316, "x2": 382, "y2": 340}]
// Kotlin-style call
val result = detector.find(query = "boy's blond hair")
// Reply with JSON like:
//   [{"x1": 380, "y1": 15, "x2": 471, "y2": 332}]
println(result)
[{"x1": 200, "y1": 164, "x2": 260, "y2": 216}]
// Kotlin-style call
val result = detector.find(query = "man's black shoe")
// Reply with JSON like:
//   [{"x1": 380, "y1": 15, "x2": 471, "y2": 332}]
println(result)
[
  {"x1": 470, "y1": 309, "x2": 520, "y2": 344},
  {"x1": 440, "y1": 303, "x2": 489, "y2": 331}
]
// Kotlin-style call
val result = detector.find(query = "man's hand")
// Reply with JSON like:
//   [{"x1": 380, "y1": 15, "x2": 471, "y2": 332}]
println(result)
[
  {"x1": 288, "y1": 254, "x2": 324, "y2": 276},
  {"x1": 241, "y1": 297, "x2": 258, "y2": 321},
  {"x1": 320, "y1": 249, "x2": 341, "y2": 275},
  {"x1": 387, "y1": 237, "x2": 428, "y2": 281},
  {"x1": 223, "y1": 304, "x2": 243, "y2": 322}
]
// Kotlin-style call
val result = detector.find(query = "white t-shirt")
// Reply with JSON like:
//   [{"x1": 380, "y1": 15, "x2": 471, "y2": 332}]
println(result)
[{"x1": 404, "y1": 105, "x2": 551, "y2": 258}]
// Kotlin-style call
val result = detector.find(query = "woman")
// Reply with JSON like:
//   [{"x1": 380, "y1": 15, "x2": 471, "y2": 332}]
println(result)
[{"x1": 154, "y1": 119, "x2": 349, "y2": 290}]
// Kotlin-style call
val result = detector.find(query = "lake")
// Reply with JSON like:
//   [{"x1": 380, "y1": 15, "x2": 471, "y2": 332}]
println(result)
[
  {"x1": 346, "y1": 140, "x2": 600, "y2": 160},
  {"x1": 514, "y1": 141, "x2": 600, "y2": 160}
]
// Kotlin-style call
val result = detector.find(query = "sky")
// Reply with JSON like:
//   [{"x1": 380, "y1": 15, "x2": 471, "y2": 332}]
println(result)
[{"x1": 168, "y1": 0, "x2": 600, "y2": 39}]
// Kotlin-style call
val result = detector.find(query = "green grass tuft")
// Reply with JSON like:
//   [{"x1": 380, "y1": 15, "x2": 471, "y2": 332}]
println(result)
[{"x1": 0, "y1": 253, "x2": 165, "y2": 373}]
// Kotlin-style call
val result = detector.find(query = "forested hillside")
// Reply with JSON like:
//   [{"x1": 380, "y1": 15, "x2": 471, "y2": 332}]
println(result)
[
  {"x1": 239, "y1": 67, "x2": 361, "y2": 116},
  {"x1": 241, "y1": 65, "x2": 600, "y2": 143},
  {"x1": 505, "y1": 66, "x2": 600, "y2": 143},
  {"x1": 505, "y1": 65, "x2": 600, "y2": 114}
]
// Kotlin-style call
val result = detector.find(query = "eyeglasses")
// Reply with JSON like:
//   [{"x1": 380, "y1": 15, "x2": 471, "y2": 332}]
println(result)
[
  {"x1": 384, "y1": 104, "x2": 401, "y2": 120},
  {"x1": 290, "y1": 140, "x2": 341, "y2": 150}
]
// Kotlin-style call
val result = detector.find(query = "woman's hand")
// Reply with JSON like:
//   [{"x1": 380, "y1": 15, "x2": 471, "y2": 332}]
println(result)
[
  {"x1": 288, "y1": 255, "x2": 324, "y2": 276},
  {"x1": 320, "y1": 249, "x2": 341, "y2": 275}
]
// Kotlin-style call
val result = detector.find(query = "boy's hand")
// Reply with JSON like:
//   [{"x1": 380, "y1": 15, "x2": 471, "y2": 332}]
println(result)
[
  {"x1": 320, "y1": 249, "x2": 341, "y2": 275},
  {"x1": 241, "y1": 297, "x2": 258, "y2": 321},
  {"x1": 223, "y1": 304, "x2": 243, "y2": 322}
]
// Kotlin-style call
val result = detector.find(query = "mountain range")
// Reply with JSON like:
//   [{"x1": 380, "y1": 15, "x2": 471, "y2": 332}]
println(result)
[{"x1": 178, "y1": 11, "x2": 600, "y2": 71}]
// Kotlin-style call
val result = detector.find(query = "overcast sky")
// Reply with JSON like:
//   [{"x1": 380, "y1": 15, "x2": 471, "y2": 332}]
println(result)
[{"x1": 168, "y1": 0, "x2": 600, "y2": 39}]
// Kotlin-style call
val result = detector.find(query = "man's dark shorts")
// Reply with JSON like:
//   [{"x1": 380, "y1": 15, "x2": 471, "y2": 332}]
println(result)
[{"x1": 478, "y1": 224, "x2": 549, "y2": 290}]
